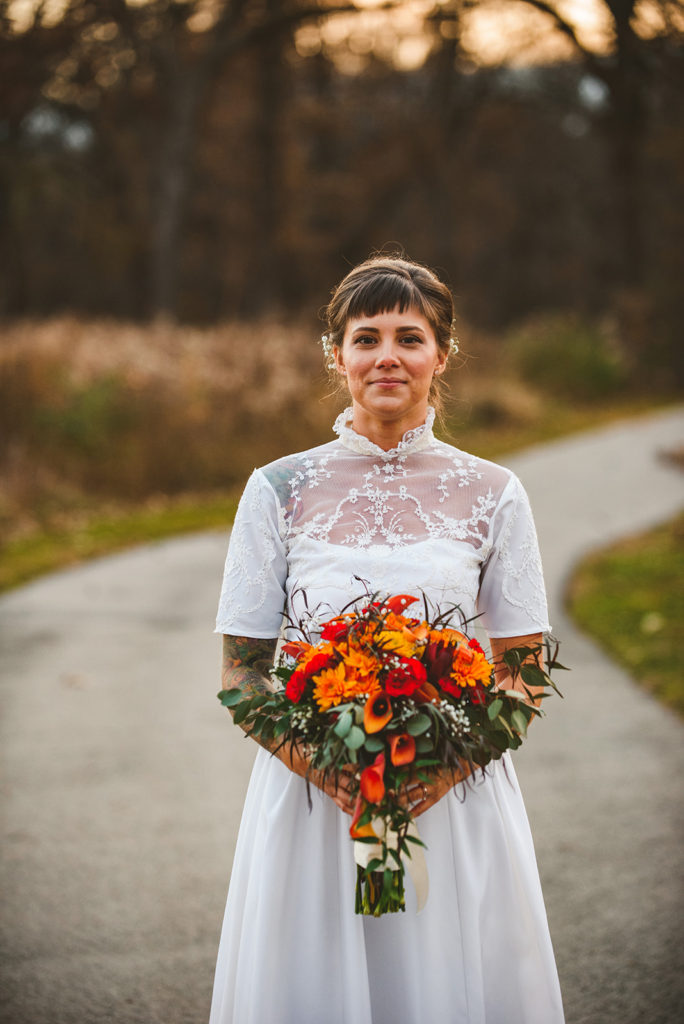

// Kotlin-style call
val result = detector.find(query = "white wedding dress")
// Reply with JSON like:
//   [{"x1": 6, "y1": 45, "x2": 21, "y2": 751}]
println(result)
[{"x1": 210, "y1": 409, "x2": 564, "y2": 1024}]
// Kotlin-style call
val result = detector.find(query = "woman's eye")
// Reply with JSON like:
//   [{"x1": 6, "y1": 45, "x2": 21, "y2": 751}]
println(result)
[
  {"x1": 354, "y1": 335, "x2": 377, "y2": 345},
  {"x1": 400, "y1": 335, "x2": 422, "y2": 344}
]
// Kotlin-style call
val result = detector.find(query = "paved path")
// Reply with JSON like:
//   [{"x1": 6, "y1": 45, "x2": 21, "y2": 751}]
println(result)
[{"x1": 1, "y1": 406, "x2": 682, "y2": 1024}]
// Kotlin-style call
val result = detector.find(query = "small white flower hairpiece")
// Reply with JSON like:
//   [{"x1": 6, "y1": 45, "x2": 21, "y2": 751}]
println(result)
[{"x1": 321, "y1": 333, "x2": 337, "y2": 370}]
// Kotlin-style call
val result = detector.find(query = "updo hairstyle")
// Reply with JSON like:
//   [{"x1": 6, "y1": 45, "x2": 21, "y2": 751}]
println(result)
[{"x1": 323, "y1": 255, "x2": 456, "y2": 413}]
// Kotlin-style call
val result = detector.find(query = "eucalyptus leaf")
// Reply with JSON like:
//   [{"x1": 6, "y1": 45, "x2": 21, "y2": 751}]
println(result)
[
  {"x1": 218, "y1": 688, "x2": 243, "y2": 707},
  {"x1": 511, "y1": 709, "x2": 528, "y2": 736},
  {"x1": 364, "y1": 734, "x2": 385, "y2": 753},
  {"x1": 345, "y1": 725, "x2": 365, "y2": 750},
  {"x1": 406, "y1": 713, "x2": 431, "y2": 736},
  {"x1": 415, "y1": 735, "x2": 433, "y2": 754},
  {"x1": 487, "y1": 698, "x2": 503, "y2": 720},
  {"x1": 333, "y1": 711, "x2": 353, "y2": 739}
]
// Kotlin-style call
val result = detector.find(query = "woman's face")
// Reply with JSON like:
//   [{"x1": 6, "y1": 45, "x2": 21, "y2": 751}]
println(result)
[{"x1": 334, "y1": 305, "x2": 446, "y2": 435}]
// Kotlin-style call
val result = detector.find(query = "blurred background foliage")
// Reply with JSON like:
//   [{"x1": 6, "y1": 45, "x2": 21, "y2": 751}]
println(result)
[{"x1": 0, "y1": 0, "x2": 683, "y2": 583}]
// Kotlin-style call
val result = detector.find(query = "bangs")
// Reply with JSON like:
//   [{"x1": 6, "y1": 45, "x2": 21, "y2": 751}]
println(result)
[{"x1": 345, "y1": 273, "x2": 431, "y2": 323}]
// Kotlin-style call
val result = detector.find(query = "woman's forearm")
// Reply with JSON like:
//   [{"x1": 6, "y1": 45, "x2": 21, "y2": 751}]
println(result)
[{"x1": 221, "y1": 634, "x2": 355, "y2": 812}]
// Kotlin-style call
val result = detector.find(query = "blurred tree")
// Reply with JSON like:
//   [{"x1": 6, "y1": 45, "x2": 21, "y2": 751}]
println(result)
[{"x1": 509, "y1": 0, "x2": 683, "y2": 289}]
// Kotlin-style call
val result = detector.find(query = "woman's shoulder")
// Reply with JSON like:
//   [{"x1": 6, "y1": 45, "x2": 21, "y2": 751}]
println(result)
[
  {"x1": 252, "y1": 440, "x2": 341, "y2": 500},
  {"x1": 430, "y1": 437, "x2": 518, "y2": 493}
]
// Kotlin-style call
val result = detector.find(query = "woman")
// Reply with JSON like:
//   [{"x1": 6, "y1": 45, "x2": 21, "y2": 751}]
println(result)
[{"x1": 210, "y1": 256, "x2": 564, "y2": 1024}]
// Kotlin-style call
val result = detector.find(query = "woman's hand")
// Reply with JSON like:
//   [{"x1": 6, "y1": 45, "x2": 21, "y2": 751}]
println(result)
[
  {"x1": 399, "y1": 764, "x2": 470, "y2": 818},
  {"x1": 279, "y1": 740, "x2": 356, "y2": 815}
]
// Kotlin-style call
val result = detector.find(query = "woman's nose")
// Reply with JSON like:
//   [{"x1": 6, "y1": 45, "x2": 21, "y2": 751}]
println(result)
[{"x1": 374, "y1": 341, "x2": 400, "y2": 366}]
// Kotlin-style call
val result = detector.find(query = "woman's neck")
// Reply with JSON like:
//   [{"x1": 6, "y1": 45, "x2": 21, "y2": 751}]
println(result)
[{"x1": 350, "y1": 406, "x2": 429, "y2": 451}]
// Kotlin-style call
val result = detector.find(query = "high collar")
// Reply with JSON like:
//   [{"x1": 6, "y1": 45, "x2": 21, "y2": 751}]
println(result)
[{"x1": 332, "y1": 406, "x2": 436, "y2": 460}]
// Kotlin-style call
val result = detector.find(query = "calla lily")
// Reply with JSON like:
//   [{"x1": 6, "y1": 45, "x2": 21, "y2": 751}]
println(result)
[
  {"x1": 382, "y1": 594, "x2": 419, "y2": 615},
  {"x1": 282, "y1": 640, "x2": 310, "y2": 659},
  {"x1": 389, "y1": 733, "x2": 416, "y2": 766},
  {"x1": 414, "y1": 680, "x2": 441, "y2": 704},
  {"x1": 349, "y1": 795, "x2": 377, "y2": 839},
  {"x1": 360, "y1": 753, "x2": 386, "y2": 803},
  {"x1": 364, "y1": 691, "x2": 393, "y2": 733}
]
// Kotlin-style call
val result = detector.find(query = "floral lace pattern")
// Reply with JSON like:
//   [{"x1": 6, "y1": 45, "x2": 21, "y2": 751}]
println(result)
[
  {"x1": 332, "y1": 406, "x2": 436, "y2": 460},
  {"x1": 215, "y1": 417, "x2": 551, "y2": 638}
]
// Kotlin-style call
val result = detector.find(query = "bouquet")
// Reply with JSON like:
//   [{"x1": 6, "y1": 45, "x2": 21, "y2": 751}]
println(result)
[{"x1": 218, "y1": 592, "x2": 563, "y2": 916}]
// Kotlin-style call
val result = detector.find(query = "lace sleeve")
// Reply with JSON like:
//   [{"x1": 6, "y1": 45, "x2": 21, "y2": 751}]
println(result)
[
  {"x1": 214, "y1": 469, "x2": 288, "y2": 638},
  {"x1": 476, "y1": 473, "x2": 551, "y2": 638}
]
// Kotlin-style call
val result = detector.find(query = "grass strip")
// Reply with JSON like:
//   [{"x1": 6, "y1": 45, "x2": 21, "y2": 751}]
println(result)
[
  {"x1": 568, "y1": 513, "x2": 684, "y2": 717},
  {"x1": 0, "y1": 493, "x2": 239, "y2": 594},
  {"x1": 0, "y1": 399, "x2": 672, "y2": 596}
]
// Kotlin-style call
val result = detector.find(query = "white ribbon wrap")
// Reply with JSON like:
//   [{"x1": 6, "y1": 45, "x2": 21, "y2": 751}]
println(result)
[{"x1": 353, "y1": 818, "x2": 429, "y2": 912}]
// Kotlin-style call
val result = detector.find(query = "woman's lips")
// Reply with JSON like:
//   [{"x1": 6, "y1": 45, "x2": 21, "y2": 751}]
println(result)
[{"x1": 371, "y1": 378, "x2": 404, "y2": 388}]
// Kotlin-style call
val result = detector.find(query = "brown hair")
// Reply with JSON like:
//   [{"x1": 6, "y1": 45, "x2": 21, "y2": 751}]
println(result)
[{"x1": 323, "y1": 255, "x2": 456, "y2": 412}]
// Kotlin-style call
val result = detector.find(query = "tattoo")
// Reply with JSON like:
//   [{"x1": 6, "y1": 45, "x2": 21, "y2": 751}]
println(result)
[
  {"x1": 221, "y1": 635, "x2": 282, "y2": 754},
  {"x1": 222, "y1": 634, "x2": 277, "y2": 697}
]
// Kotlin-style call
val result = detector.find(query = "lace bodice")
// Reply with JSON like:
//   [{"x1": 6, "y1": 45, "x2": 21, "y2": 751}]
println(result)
[{"x1": 216, "y1": 410, "x2": 550, "y2": 639}]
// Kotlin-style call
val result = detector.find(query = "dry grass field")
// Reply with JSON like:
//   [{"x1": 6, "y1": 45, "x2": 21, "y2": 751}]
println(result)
[{"x1": 0, "y1": 314, "x2": 666, "y2": 590}]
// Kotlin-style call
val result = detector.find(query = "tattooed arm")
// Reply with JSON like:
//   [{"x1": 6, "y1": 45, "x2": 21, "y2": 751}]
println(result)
[{"x1": 221, "y1": 635, "x2": 355, "y2": 814}]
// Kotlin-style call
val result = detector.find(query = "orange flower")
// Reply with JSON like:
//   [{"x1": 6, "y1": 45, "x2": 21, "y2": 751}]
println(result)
[
  {"x1": 282, "y1": 640, "x2": 311, "y2": 659},
  {"x1": 451, "y1": 643, "x2": 492, "y2": 688},
  {"x1": 364, "y1": 691, "x2": 393, "y2": 733},
  {"x1": 313, "y1": 663, "x2": 349, "y2": 711},
  {"x1": 360, "y1": 753, "x2": 386, "y2": 803},
  {"x1": 350, "y1": 795, "x2": 377, "y2": 839},
  {"x1": 389, "y1": 733, "x2": 416, "y2": 766},
  {"x1": 414, "y1": 680, "x2": 441, "y2": 704}
]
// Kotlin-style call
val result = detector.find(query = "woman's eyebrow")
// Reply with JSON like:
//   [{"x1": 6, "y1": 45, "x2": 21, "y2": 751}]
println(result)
[{"x1": 351, "y1": 324, "x2": 425, "y2": 334}]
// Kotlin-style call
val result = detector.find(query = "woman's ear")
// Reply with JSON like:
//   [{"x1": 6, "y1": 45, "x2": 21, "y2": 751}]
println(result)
[{"x1": 333, "y1": 346, "x2": 346, "y2": 375}]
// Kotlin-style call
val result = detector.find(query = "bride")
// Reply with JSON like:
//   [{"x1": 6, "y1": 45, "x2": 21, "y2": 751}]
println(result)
[{"x1": 209, "y1": 255, "x2": 564, "y2": 1024}]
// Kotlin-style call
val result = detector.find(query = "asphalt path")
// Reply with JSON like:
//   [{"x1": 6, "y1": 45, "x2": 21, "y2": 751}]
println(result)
[{"x1": 1, "y1": 406, "x2": 683, "y2": 1024}]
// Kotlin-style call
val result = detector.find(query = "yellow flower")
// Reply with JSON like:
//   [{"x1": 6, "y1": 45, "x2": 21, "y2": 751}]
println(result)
[{"x1": 374, "y1": 629, "x2": 418, "y2": 658}]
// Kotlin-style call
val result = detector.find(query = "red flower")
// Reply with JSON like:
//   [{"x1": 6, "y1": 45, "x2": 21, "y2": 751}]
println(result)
[
  {"x1": 423, "y1": 640, "x2": 456, "y2": 685},
  {"x1": 360, "y1": 753, "x2": 386, "y2": 804},
  {"x1": 389, "y1": 733, "x2": 416, "y2": 766},
  {"x1": 303, "y1": 651, "x2": 334, "y2": 677},
  {"x1": 470, "y1": 683, "x2": 486, "y2": 705},
  {"x1": 321, "y1": 619, "x2": 348, "y2": 642},
  {"x1": 384, "y1": 656, "x2": 427, "y2": 697},
  {"x1": 285, "y1": 668, "x2": 307, "y2": 703},
  {"x1": 440, "y1": 676, "x2": 463, "y2": 698},
  {"x1": 382, "y1": 594, "x2": 419, "y2": 615},
  {"x1": 468, "y1": 637, "x2": 485, "y2": 655}
]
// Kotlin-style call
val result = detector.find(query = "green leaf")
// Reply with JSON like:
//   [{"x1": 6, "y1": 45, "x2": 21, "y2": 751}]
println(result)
[
  {"x1": 273, "y1": 717, "x2": 290, "y2": 738},
  {"x1": 364, "y1": 734, "x2": 385, "y2": 753},
  {"x1": 520, "y1": 665, "x2": 546, "y2": 688},
  {"x1": 218, "y1": 688, "x2": 243, "y2": 708},
  {"x1": 487, "y1": 698, "x2": 503, "y2": 720},
  {"x1": 333, "y1": 711, "x2": 353, "y2": 739},
  {"x1": 232, "y1": 701, "x2": 252, "y2": 725},
  {"x1": 345, "y1": 725, "x2": 366, "y2": 750},
  {"x1": 415, "y1": 735, "x2": 433, "y2": 754},
  {"x1": 406, "y1": 713, "x2": 431, "y2": 736},
  {"x1": 511, "y1": 709, "x2": 528, "y2": 736}
]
